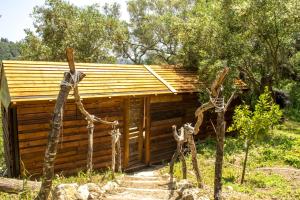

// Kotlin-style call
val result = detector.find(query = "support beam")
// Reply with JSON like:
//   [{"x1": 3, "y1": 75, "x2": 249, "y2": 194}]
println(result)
[
  {"x1": 123, "y1": 98, "x2": 130, "y2": 168},
  {"x1": 138, "y1": 98, "x2": 145, "y2": 161},
  {"x1": 144, "y1": 96, "x2": 151, "y2": 165}
]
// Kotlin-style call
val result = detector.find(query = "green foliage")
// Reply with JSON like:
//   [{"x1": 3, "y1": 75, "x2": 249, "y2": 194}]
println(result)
[
  {"x1": 161, "y1": 121, "x2": 300, "y2": 199},
  {"x1": 228, "y1": 88, "x2": 282, "y2": 144},
  {"x1": 0, "y1": 38, "x2": 20, "y2": 61},
  {"x1": 115, "y1": 0, "x2": 191, "y2": 64},
  {"x1": 20, "y1": 0, "x2": 123, "y2": 62}
]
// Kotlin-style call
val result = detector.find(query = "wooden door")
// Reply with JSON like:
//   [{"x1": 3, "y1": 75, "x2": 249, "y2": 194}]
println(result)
[{"x1": 127, "y1": 97, "x2": 144, "y2": 168}]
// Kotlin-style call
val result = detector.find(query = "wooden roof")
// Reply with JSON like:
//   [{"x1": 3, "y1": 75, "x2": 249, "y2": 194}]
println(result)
[{"x1": 0, "y1": 60, "x2": 199, "y2": 106}]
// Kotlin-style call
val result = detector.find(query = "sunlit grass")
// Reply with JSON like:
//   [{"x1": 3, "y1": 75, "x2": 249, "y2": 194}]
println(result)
[{"x1": 161, "y1": 121, "x2": 300, "y2": 199}]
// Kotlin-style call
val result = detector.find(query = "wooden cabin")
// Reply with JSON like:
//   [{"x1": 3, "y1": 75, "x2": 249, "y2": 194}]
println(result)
[{"x1": 0, "y1": 60, "x2": 201, "y2": 178}]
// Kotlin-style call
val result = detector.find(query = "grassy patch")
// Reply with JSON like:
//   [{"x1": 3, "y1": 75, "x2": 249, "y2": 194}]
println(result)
[{"x1": 161, "y1": 120, "x2": 300, "y2": 199}]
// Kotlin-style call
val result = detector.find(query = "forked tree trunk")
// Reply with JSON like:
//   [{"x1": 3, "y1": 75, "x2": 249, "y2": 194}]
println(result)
[
  {"x1": 241, "y1": 140, "x2": 250, "y2": 184},
  {"x1": 214, "y1": 111, "x2": 226, "y2": 200},
  {"x1": 169, "y1": 126, "x2": 187, "y2": 181},
  {"x1": 35, "y1": 71, "x2": 85, "y2": 200},
  {"x1": 187, "y1": 133, "x2": 203, "y2": 188}
]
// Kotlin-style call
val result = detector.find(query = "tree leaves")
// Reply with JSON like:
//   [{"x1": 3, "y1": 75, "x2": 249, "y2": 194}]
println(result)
[{"x1": 228, "y1": 87, "x2": 282, "y2": 143}]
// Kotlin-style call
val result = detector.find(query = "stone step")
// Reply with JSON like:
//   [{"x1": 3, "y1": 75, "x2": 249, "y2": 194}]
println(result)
[
  {"x1": 105, "y1": 187, "x2": 178, "y2": 200},
  {"x1": 105, "y1": 191, "x2": 166, "y2": 200},
  {"x1": 124, "y1": 175, "x2": 163, "y2": 181},
  {"x1": 120, "y1": 179, "x2": 175, "y2": 189}
]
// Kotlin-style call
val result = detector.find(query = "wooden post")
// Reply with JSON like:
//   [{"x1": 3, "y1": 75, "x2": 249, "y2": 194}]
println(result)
[
  {"x1": 35, "y1": 67, "x2": 85, "y2": 200},
  {"x1": 123, "y1": 98, "x2": 130, "y2": 168},
  {"x1": 138, "y1": 98, "x2": 145, "y2": 161},
  {"x1": 184, "y1": 124, "x2": 203, "y2": 188},
  {"x1": 116, "y1": 134, "x2": 122, "y2": 172},
  {"x1": 144, "y1": 96, "x2": 151, "y2": 165},
  {"x1": 36, "y1": 48, "x2": 117, "y2": 200},
  {"x1": 214, "y1": 111, "x2": 226, "y2": 200}
]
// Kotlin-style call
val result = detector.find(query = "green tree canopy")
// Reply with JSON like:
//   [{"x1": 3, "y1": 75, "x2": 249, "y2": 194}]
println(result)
[
  {"x1": 0, "y1": 38, "x2": 20, "y2": 61},
  {"x1": 20, "y1": 0, "x2": 123, "y2": 63},
  {"x1": 19, "y1": 0, "x2": 300, "y2": 98}
]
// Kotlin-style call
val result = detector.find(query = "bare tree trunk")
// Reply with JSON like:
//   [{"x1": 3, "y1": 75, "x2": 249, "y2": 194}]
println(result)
[
  {"x1": 111, "y1": 127, "x2": 122, "y2": 179},
  {"x1": 241, "y1": 140, "x2": 250, "y2": 184},
  {"x1": 169, "y1": 151, "x2": 178, "y2": 181},
  {"x1": 87, "y1": 122, "x2": 94, "y2": 174},
  {"x1": 214, "y1": 111, "x2": 226, "y2": 200},
  {"x1": 170, "y1": 126, "x2": 187, "y2": 181},
  {"x1": 111, "y1": 134, "x2": 116, "y2": 179},
  {"x1": 179, "y1": 152, "x2": 187, "y2": 179},
  {"x1": 35, "y1": 71, "x2": 85, "y2": 200},
  {"x1": 0, "y1": 177, "x2": 41, "y2": 194},
  {"x1": 187, "y1": 134, "x2": 203, "y2": 188},
  {"x1": 36, "y1": 48, "x2": 117, "y2": 200},
  {"x1": 116, "y1": 136, "x2": 122, "y2": 173}
]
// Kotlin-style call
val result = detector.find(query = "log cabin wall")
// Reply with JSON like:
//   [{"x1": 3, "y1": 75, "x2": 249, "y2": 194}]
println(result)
[
  {"x1": 149, "y1": 94, "x2": 200, "y2": 164},
  {"x1": 16, "y1": 97, "x2": 124, "y2": 177},
  {"x1": 1, "y1": 60, "x2": 201, "y2": 177},
  {"x1": 1, "y1": 106, "x2": 18, "y2": 177}
]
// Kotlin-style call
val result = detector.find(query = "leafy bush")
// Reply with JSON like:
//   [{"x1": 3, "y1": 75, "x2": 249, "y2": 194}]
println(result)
[{"x1": 228, "y1": 88, "x2": 282, "y2": 183}]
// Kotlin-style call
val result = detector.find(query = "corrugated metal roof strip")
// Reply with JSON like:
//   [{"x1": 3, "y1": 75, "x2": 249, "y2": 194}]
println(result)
[{"x1": 1, "y1": 60, "x2": 200, "y2": 105}]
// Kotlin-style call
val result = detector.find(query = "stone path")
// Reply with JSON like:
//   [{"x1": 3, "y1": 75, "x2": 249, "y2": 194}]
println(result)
[{"x1": 104, "y1": 167, "x2": 179, "y2": 200}]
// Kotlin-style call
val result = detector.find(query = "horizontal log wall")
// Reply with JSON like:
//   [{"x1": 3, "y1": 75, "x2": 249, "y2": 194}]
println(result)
[
  {"x1": 149, "y1": 94, "x2": 200, "y2": 164},
  {"x1": 17, "y1": 98, "x2": 124, "y2": 177}
]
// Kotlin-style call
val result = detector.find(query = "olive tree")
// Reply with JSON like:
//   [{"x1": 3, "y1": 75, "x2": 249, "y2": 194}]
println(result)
[{"x1": 228, "y1": 88, "x2": 282, "y2": 184}]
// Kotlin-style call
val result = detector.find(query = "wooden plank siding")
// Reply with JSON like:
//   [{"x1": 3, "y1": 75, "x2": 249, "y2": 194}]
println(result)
[
  {"x1": 0, "y1": 60, "x2": 204, "y2": 178},
  {"x1": 17, "y1": 98, "x2": 124, "y2": 177},
  {"x1": 149, "y1": 94, "x2": 200, "y2": 164},
  {"x1": 1, "y1": 93, "x2": 203, "y2": 178}
]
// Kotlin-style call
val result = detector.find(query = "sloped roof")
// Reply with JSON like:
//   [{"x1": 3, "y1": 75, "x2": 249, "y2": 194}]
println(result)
[{"x1": 0, "y1": 60, "x2": 199, "y2": 107}]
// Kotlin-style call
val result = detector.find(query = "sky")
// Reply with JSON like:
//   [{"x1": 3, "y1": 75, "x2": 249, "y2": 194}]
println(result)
[{"x1": 0, "y1": 0, "x2": 128, "y2": 42}]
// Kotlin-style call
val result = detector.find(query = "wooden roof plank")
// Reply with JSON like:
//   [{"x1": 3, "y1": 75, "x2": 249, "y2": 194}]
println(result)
[
  {"x1": 2, "y1": 61, "x2": 199, "y2": 102},
  {"x1": 143, "y1": 65, "x2": 177, "y2": 94}
]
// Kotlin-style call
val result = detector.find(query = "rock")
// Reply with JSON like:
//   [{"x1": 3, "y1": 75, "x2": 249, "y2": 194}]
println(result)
[
  {"x1": 52, "y1": 183, "x2": 82, "y2": 200},
  {"x1": 102, "y1": 181, "x2": 119, "y2": 193},
  {"x1": 86, "y1": 183, "x2": 104, "y2": 200},
  {"x1": 53, "y1": 183, "x2": 105, "y2": 200},
  {"x1": 182, "y1": 188, "x2": 200, "y2": 200},
  {"x1": 176, "y1": 179, "x2": 193, "y2": 196},
  {"x1": 77, "y1": 183, "x2": 104, "y2": 200},
  {"x1": 177, "y1": 179, "x2": 193, "y2": 190},
  {"x1": 226, "y1": 185, "x2": 233, "y2": 191},
  {"x1": 77, "y1": 184, "x2": 89, "y2": 200},
  {"x1": 198, "y1": 196, "x2": 210, "y2": 200}
]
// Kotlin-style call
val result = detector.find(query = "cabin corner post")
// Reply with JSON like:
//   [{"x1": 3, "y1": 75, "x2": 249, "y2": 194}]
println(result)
[
  {"x1": 123, "y1": 97, "x2": 130, "y2": 168},
  {"x1": 144, "y1": 96, "x2": 151, "y2": 165}
]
